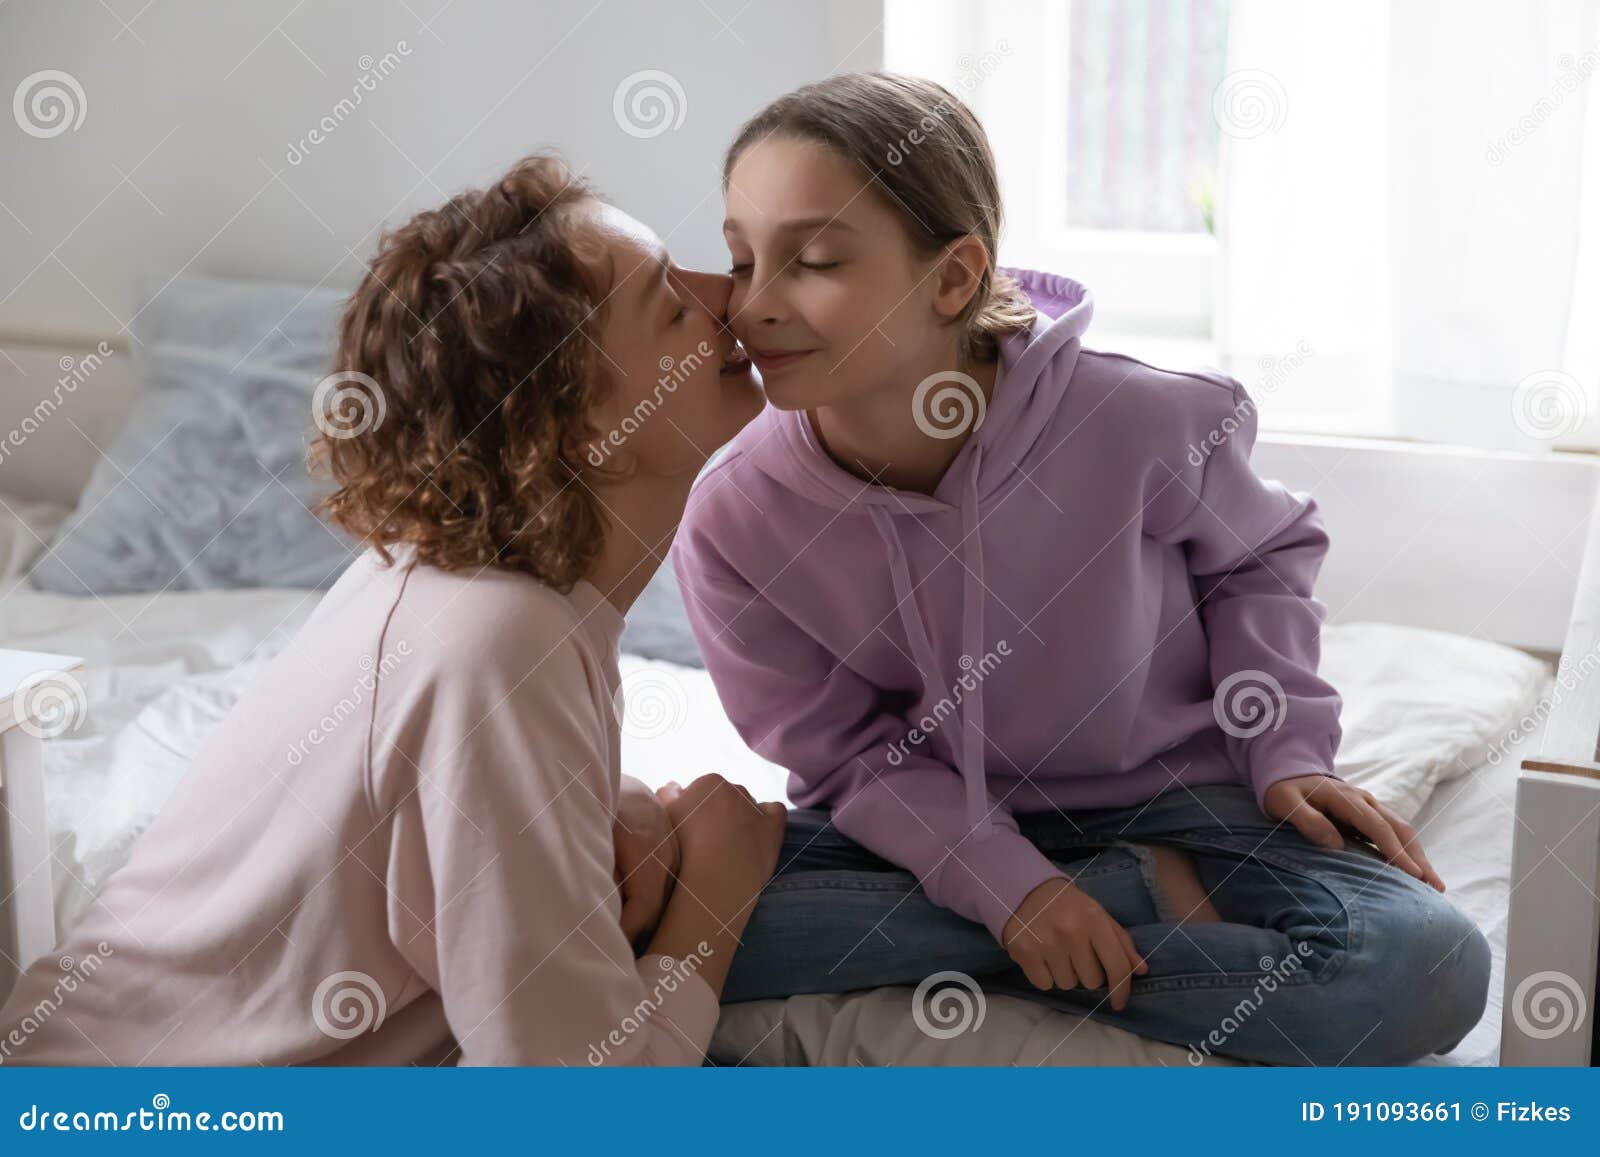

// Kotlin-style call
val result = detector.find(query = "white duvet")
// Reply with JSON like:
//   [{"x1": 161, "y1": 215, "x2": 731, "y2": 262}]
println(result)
[{"x1": 0, "y1": 499, "x2": 1553, "y2": 1066}]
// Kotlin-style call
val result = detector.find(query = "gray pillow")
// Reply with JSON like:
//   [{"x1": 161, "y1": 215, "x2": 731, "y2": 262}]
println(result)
[
  {"x1": 29, "y1": 274, "x2": 357, "y2": 594},
  {"x1": 621, "y1": 555, "x2": 703, "y2": 667}
]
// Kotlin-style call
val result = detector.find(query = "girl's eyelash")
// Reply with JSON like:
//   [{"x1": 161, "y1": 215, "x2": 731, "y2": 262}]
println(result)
[
  {"x1": 728, "y1": 264, "x2": 752, "y2": 277},
  {"x1": 798, "y1": 260, "x2": 838, "y2": 271}
]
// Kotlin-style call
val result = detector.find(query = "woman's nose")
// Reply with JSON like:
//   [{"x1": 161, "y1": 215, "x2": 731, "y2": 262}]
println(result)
[{"x1": 676, "y1": 269, "x2": 734, "y2": 323}]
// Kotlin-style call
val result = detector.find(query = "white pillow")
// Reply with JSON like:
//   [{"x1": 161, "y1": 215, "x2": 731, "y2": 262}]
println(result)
[{"x1": 1320, "y1": 621, "x2": 1552, "y2": 820}]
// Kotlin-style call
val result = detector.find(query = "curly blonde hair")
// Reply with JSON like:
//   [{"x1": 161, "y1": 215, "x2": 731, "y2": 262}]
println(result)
[{"x1": 309, "y1": 153, "x2": 611, "y2": 590}]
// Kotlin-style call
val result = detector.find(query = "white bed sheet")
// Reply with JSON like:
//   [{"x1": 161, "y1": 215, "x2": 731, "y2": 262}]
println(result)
[{"x1": 0, "y1": 573, "x2": 1550, "y2": 1067}]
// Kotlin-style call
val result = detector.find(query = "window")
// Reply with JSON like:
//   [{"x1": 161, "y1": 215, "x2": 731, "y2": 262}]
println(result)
[{"x1": 885, "y1": 0, "x2": 1226, "y2": 341}]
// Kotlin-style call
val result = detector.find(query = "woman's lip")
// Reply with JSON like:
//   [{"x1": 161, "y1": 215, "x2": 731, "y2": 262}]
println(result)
[{"x1": 749, "y1": 349, "x2": 816, "y2": 372}]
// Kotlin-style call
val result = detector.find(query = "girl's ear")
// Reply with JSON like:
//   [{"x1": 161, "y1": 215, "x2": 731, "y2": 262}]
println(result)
[{"x1": 930, "y1": 235, "x2": 989, "y2": 323}]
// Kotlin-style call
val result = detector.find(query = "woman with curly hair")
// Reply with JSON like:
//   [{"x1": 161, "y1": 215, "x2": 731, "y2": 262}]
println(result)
[{"x1": 0, "y1": 154, "x2": 783, "y2": 1066}]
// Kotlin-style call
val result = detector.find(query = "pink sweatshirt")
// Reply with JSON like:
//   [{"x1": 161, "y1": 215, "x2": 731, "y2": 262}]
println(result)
[{"x1": 0, "y1": 548, "x2": 718, "y2": 1066}]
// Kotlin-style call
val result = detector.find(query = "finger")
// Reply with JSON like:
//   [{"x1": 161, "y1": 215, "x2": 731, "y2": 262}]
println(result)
[
  {"x1": 1015, "y1": 949, "x2": 1055, "y2": 992},
  {"x1": 1044, "y1": 946, "x2": 1080, "y2": 993},
  {"x1": 1285, "y1": 793, "x2": 1345, "y2": 849},
  {"x1": 656, "y1": 781, "x2": 682, "y2": 804},
  {"x1": 1065, "y1": 937, "x2": 1104, "y2": 994},
  {"x1": 1116, "y1": 922, "x2": 1149, "y2": 975},
  {"x1": 1374, "y1": 800, "x2": 1446, "y2": 891},
  {"x1": 1329, "y1": 793, "x2": 1426, "y2": 883},
  {"x1": 1092, "y1": 925, "x2": 1136, "y2": 1010}
]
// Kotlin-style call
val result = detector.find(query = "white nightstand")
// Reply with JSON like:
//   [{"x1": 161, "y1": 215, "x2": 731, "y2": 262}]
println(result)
[{"x1": 0, "y1": 649, "x2": 83, "y2": 1006}]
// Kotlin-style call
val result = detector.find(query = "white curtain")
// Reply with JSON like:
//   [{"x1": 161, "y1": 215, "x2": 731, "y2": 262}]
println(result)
[{"x1": 1217, "y1": 0, "x2": 1600, "y2": 451}]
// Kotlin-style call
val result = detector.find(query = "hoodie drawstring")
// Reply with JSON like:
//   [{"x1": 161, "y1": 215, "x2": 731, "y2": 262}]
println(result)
[{"x1": 866, "y1": 442, "x2": 993, "y2": 841}]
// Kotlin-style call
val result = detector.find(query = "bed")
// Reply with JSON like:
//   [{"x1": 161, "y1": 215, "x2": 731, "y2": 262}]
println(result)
[
  {"x1": 0, "y1": 478, "x2": 1565, "y2": 1068},
  {"x1": 0, "y1": 289, "x2": 1594, "y2": 1066}
]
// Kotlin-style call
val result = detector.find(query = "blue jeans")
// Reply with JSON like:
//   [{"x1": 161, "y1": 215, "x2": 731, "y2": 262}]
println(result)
[{"x1": 722, "y1": 784, "x2": 1491, "y2": 1066}]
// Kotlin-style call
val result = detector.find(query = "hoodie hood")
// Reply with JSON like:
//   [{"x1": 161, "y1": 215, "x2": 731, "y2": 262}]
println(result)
[{"x1": 738, "y1": 270, "x2": 1094, "y2": 839}]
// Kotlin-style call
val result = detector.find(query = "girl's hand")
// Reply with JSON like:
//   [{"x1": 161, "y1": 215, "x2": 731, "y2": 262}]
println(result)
[
  {"x1": 1263, "y1": 774, "x2": 1446, "y2": 892},
  {"x1": 1001, "y1": 878, "x2": 1148, "y2": 1010},
  {"x1": 656, "y1": 775, "x2": 786, "y2": 921},
  {"x1": 613, "y1": 775, "x2": 680, "y2": 952}
]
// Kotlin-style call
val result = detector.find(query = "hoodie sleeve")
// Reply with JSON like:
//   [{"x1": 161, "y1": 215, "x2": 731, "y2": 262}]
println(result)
[
  {"x1": 1150, "y1": 376, "x2": 1344, "y2": 809},
  {"x1": 673, "y1": 545, "x2": 1066, "y2": 943}
]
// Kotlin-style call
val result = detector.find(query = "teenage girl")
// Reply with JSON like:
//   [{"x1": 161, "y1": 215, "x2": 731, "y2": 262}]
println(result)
[{"x1": 675, "y1": 73, "x2": 1489, "y2": 1065}]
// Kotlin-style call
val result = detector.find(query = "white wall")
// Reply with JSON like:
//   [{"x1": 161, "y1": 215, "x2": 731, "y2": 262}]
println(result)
[{"x1": 0, "y1": 0, "x2": 883, "y2": 346}]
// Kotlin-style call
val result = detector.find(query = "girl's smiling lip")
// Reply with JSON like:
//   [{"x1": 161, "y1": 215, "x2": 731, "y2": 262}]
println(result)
[{"x1": 748, "y1": 346, "x2": 817, "y2": 373}]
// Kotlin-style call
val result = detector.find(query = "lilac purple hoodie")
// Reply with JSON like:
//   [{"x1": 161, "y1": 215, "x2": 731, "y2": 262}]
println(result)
[{"x1": 673, "y1": 270, "x2": 1343, "y2": 940}]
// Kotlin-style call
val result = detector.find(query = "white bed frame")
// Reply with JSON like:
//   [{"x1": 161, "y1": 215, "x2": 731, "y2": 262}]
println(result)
[{"x1": 1, "y1": 337, "x2": 1597, "y2": 1059}]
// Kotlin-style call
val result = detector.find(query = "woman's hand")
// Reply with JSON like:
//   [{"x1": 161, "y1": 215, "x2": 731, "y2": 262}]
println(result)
[
  {"x1": 1001, "y1": 877, "x2": 1148, "y2": 1010},
  {"x1": 613, "y1": 775, "x2": 680, "y2": 952},
  {"x1": 1263, "y1": 774, "x2": 1445, "y2": 892},
  {"x1": 656, "y1": 775, "x2": 786, "y2": 922}
]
